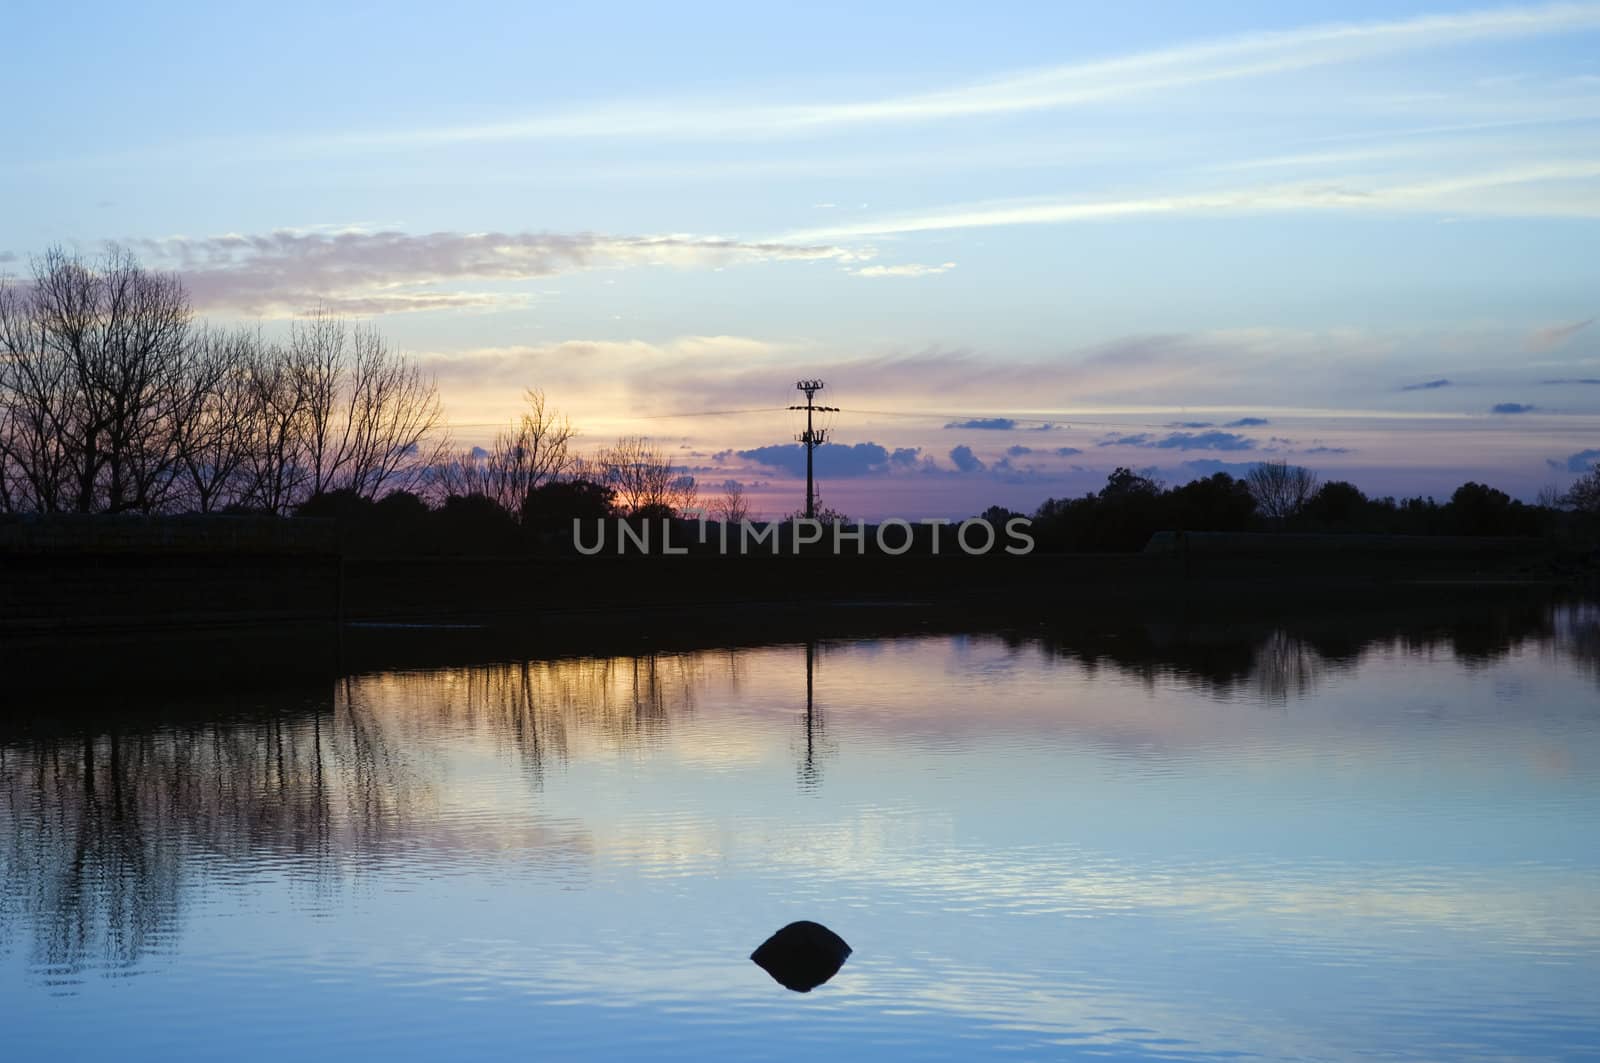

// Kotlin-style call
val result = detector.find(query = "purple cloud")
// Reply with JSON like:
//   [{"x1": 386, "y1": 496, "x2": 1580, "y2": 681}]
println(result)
[
  {"x1": 1546, "y1": 448, "x2": 1600, "y2": 474},
  {"x1": 889, "y1": 447, "x2": 923, "y2": 467},
  {"x1": 1103, "y1": 430, "x2": 1259, "y2": 452},
  {"x1": 1155, "y1": 431, "x2": 1258, "y2": 451},
  {"x1": 945, "y1": 417, "x2": 1018, "y2": 430},
  {"x1": 132, "y1": 229, "x2": 862, "y2": 315},
  {"x1": 737, "y1": 441, "x2": 891, "y2": 478},
  {"x1": 949, "y1": 445, "x2": 986, "y2": 473}
]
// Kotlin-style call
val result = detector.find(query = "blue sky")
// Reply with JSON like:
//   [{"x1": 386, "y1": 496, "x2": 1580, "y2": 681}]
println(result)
[{"x1": 4, "y1": 0, "x2": 1599, "y2": 516}]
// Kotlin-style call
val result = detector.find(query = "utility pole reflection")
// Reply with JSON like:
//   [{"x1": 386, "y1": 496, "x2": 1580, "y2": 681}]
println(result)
[{"x1": 798, "y1": 639, "x2": 824, "y2": 792}]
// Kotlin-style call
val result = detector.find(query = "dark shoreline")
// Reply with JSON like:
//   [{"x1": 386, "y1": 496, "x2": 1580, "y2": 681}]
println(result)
[
  {"x1": 4, "y1": 515, "x2": 1593, "y2": 636},
  {"x1": 3, "y1": 568, "x2": 1590, "y2": 703},
  {"x1": 4, "y1": 514, "x2": 1594, "y2": 702},
  {"x1": 0, "y1": 550, "x2": 1585, "y2": 632}
]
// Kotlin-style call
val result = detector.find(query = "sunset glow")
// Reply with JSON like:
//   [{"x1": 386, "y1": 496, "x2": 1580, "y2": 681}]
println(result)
[{"x1": 5, "y1": 0, "x2": 1599, "y2": 518}]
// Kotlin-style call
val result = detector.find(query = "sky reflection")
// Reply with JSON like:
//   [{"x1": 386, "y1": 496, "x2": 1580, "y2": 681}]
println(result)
[{"x1": 2, "y1": 602, "x2": 1598, "y2": 1060}]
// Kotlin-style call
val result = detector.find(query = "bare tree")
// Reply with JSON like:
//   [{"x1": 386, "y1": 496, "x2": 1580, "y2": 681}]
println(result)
[
  {"x1": 0, "y1": 246, "x2": 206, "y2": 513},
  {"x1": 176, "y1": 327, "x2": 259, "y2": 512},
  {"x1": 289, "y1": 309, "x2": 349, "y2": 500},
  {"x1": 0, "y1": 277, "x2": 76, "y2": 512},
  {"x1": 232, "y1": 308, "x2": 444, "y2": 511},
  {"x1": 713, "y1": 479, "x2": 751, "y2": 524},
  {"x1": 282, "y1": 309, "x2": 445, "y2": 505},
  {"x1": 1563, "y1": 467, "x2": 1600, "y2": 515},
  {"x1": 597, "y1": 435, "x2": 698, "y2": 516},
  {"x1": 1246, "y1": 460, "x2": 1319, "y2": 524},
  {"x1": 238, "y1": 337, "x2": 311, "y2": 514},
  {"x1": 434, "y1": 389, "x2": 573, "y2": 512},
  {"x1": 0, "y1": 250, "x2": 447, "y2": 517},
  {"x1": 340, "y1": 325, "x2": 446, "y2": 498}
]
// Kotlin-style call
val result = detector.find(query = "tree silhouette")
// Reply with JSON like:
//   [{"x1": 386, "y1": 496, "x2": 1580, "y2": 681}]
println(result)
[
  {"x1": 1246, "y1": 460, "x2": 1319, "y2": 524},
  {"x1": 598, "y1": 435, "x2": 698, "y2": 516}
]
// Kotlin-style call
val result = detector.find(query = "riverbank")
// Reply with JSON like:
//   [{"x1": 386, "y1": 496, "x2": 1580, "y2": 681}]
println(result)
[
  {"x1": 3, "y1": 578, "x2": 1589, "y2": 703},
  {"x1": 1, "y1": 515, "x2": 1592, "y2": 636}
]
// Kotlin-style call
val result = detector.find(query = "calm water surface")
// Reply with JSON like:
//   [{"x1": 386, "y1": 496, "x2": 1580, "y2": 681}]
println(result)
[{"x1": 3, "y1": 603, "x2": 1599, "y2": 1060}]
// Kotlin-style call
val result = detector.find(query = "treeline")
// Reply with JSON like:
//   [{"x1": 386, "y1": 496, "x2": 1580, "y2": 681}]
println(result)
[
  {"x1": 4, "y1": 246, "x2": 1595, "y2": 558},
  {"x1": 0, "y1": 247, "x2": 702, "y2": 529},
  {"x1": 1014, "y1": 463, "x2": 1600, "y2": 553},
  {"x1": 0, "y1": 248, "x2": 444, "y2": 515}
]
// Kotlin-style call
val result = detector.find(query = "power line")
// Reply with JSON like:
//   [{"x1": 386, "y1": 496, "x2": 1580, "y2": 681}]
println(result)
[
  {"x1": 838, "y1": 408, "x2": 1180, "y2": 431},
  {"x1": 633, "y1": 407, "x2": 785, "y2": 420},
  {"x1": 443, "y1": 406, "x2": 782, "y2": 428}
]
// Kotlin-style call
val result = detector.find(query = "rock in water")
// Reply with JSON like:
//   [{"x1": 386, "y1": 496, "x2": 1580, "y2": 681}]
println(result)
[{"x1": 750, "y1": 920, "x2": 852, "y2": 992}]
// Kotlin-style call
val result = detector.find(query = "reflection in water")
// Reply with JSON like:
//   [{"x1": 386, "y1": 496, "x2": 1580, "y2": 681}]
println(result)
[
  {"x1": 1, "y1": 599, "x2": 1598, "y2": 1059},
  {"x1": 359, "y1": 653, "x2": 702, "y2": 782},
  {"x1": 1025, "y1": 598, "x2": 1597, "y2": 703},
  {"x1": 796, "y1": 639, "x2": 832, "y2": 792},
  {"x1": 0, "y1": 654, "x2": 718, "y2": 984},
  {"x1": 3, "y1": 604, "x2": 1596, "y2": 985},
  {"x1": 1557, "y1": 601, "x2": 1600, "y2": 683},
  {"x1": 0, "y1": 703, "x2": 396, "y2": 982}
]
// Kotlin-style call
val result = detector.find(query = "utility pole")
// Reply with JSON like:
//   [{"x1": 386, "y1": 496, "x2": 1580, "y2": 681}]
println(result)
[{"x1": 789, "y1": 379, "x2": 838, "y2": 520}]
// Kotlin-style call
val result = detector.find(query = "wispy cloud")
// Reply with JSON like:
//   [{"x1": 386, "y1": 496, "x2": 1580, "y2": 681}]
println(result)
[
  {"x1": 945, "y1": 417, "x2": 1020, "y2": 430},
  {"x1": 1097, "y1": 430, "x2": 1259, "y2": 451},
  {"x1": 1158, "y1": 431, "x2": 1260, "y2": 451},
  {"x1": 785, "y1": 161, "x2": 1600, "y2": 241},
  {"x1": 130, "y1": 229, "x2": 865, "y2": 315},
  {"x1": 418, "y1": 325, "x2": 1593, "y2": 454},
  {"x1": 200, "y1": 2, "x2": 1600, "y2": 155},
  {"x1": 852, "y1": 262, "x2": 956, "y2": 278},
  {"x1": 1490, "y1": 401, "x2": 1538, "y2": 413},
  {"x1": 1402, "y1": 378, "x2": 1454, "y2": 391},
  {"x1": 1525, "y1": 317, "x2": 1595, "y2": 351}
]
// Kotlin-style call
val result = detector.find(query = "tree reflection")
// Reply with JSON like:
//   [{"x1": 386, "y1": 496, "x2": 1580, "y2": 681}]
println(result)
[
  {"x1": 0, "y1": 712, "x2": 334, "y2": 982},
  {"x1": 1555, "y1": 602, "x2": 1600, "y2": 683},
  {"x1": 353, "y1": 652, "x2": 705, "y2": 783},
  {"x1": 0, "y1": 650, "x2": 717, "y2": 984},
  {"x1": 1, "y1": 598, "x2": 1591, "y2": 986},
  {"x1": 1247, "y1": 629, "x2": 1328, "y2": 704},
  {"x1": 1024, "y1": 597, "x2": 1578, "y2": 702}
]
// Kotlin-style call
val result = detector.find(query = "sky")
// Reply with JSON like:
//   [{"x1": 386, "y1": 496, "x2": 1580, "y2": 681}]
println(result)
[{"x1": 3, "y1": 0, "x2": 1599, "y2": 518}]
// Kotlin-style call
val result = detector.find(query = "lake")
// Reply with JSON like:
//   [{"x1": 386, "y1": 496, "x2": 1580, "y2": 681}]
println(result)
[{"x1": 3, "y1": 598, "x2": 1598, "y2": 1061}]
